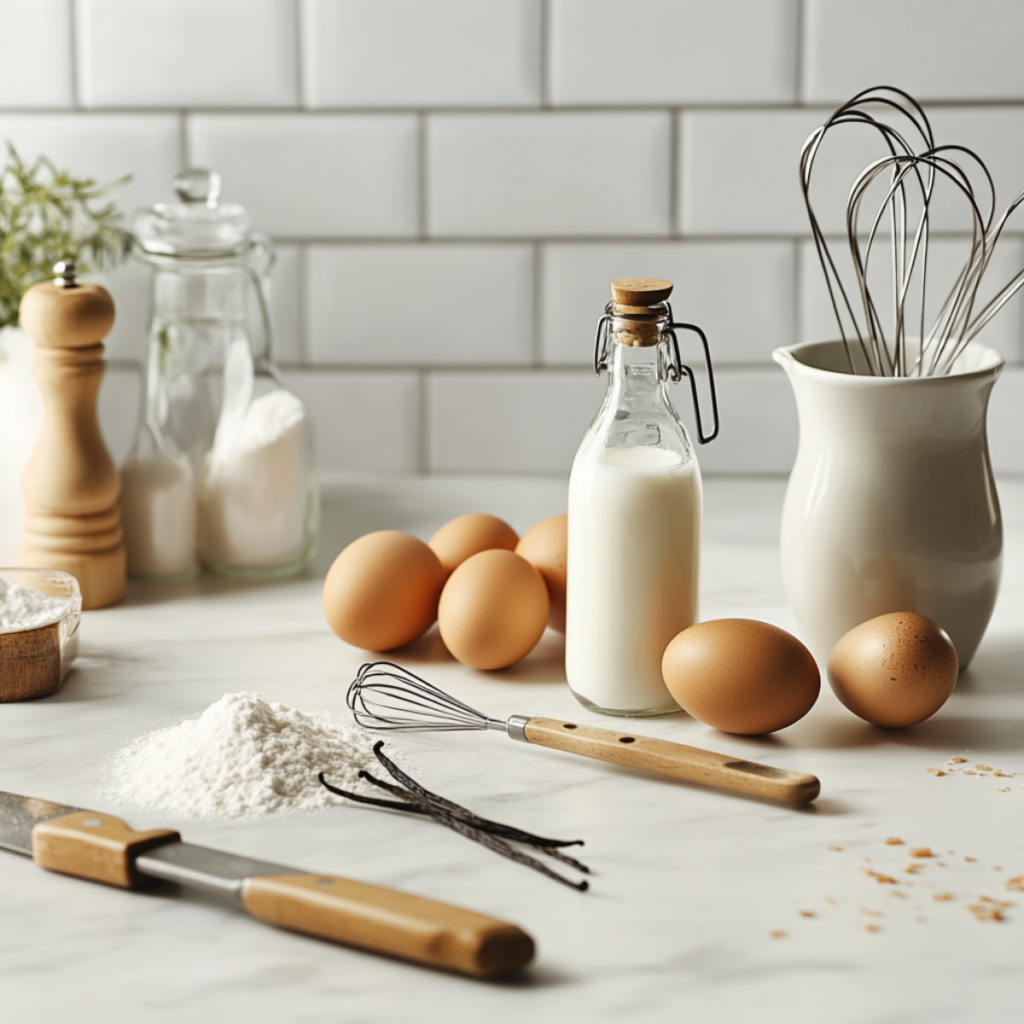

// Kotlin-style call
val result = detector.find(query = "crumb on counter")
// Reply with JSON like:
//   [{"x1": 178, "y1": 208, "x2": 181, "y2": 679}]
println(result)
[
  {"x1": 975, "y1": 764, "x2": 993, "y2": 771},
  {"x1": 885, "y1": 837, "x2": 904, "y2": 845},
  {"x1": 769, "y1": 930, "x2": 786, "y2": 939},
  {"x1": 927, "y1": 768, "x2": 946, "y2": 776},
  {"x1": 1006, "y1": 877, "x2": 1023, "y2": 892},
  {"x1": 933, "y1": 892, "x2": 954, "y2": 901},
  {"x1": 948, "y1": 756, "x2": 967, "y2": 763},
  {"x1": 798, "y1": 910, "x2": 816, "y2": 918},
  {"x1": 827, "y1": 845, "x2": 843, "y2": 852},
  {"x1": 964, "y1": 856, "x2": 977, "y2": 863},
  {"x1": 864, "y1": 924, "x2": 881, "y2": 933},
  {"x1": 909, "y1": 848, "x2": 934, "y2": 858}
]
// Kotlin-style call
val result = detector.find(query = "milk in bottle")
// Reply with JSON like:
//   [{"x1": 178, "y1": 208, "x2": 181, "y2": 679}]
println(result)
[{"x1": 566, "y1": 278, "x2": 717, "y2": 716}]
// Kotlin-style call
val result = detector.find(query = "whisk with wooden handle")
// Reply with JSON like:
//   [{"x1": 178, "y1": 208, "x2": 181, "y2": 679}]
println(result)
[{"x1": 347, "y1": 663, "x2": 820, "y2": 806}]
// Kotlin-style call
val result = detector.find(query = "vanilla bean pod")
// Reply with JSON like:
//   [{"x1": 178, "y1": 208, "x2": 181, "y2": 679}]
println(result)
[
  {"x1": 318, "y1": 743, "x2": 590, "y2": 890},
  {"x1": 370, "y1": 741, "x2": 584, "y2": 850},
  {"x1": 357, "y1": 769, "x2": 588, "y2": 891},
  {"x1": 358, "y1": 768, "x2": 591, "y2": 878}
]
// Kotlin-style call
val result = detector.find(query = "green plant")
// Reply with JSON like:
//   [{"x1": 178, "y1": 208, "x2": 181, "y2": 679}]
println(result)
[{"x1": 0, "y1": 143, "x2": 130, "y2": 329}]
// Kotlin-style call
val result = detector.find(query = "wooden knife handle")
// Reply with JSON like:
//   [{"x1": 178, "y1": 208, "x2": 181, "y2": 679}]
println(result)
[
  {"x1": 242, "y1": 873, "x2": 534, "y2": 978},
  {"x1": 32, "y1": 810, "x2": 179, "y2": 887},
  {"x1": 522, "y1": 717, "x2": 820, "y2": 805}
]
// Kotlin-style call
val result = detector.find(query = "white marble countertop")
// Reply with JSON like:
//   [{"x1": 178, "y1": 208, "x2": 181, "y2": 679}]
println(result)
[{"x1": 1, "y1": 476, "x2": 1022, "y2": 1024}]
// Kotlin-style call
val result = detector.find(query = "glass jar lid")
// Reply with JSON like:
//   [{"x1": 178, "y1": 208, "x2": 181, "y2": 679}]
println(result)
[{"x1": 132, "y1": 169, "x2": 251, "y2": 259}]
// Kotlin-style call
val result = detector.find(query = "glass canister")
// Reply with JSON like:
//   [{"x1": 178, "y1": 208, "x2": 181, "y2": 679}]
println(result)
[
  {"x1": 128, "y1": 169, "x2": 318, "y2": 580},
  {"x1": 565, "y1": 278, "x2": 719, "y2": 716}
]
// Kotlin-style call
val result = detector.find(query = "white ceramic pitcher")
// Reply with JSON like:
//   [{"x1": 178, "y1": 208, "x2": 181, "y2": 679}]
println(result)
[{"x1": 773, "y1": 339, "x2": 1003, "y2": 669}]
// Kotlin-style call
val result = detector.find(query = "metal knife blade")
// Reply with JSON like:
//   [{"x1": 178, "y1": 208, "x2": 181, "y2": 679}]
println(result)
[
  {"x1": 0, "y1": 790, "x2": 79, "y2": 855},
  {"x1": 0, "y1": 790, "x2": 535, "y2": 977}
]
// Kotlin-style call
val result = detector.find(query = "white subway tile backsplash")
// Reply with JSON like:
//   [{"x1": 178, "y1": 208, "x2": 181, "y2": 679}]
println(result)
[
  {"x1": 803, "y1": 0, "x2": 1024, "y2": 104},
  {"x1": 76, "y1": 0, "x2": 299, "y2": 108},
  {"x1": 307, "y1": 245, "x2": 533, "y2": 365},
  {"x1": 680, "y1": 108, "x2": 873, "y2": 237},
  {"x1": 302, "y1": 0, "x2": 541, "y2": 108},
  {"x1": 799, "y1": 238, "x2": 1024, "y2": 363},
  {"x1": 7, "y1": 5, "x2": 1021, "y2": 482},
  {"x1": 428, "y1": 371, "x2": 604, "y2": 473},
  {"x1": 688, "y1": 367, "x2": 797, "y2": 474},
  {"x1": 682, "y1": 107, "x2": 1024, "y2": 241},
  {"x1": 428, "y1": 112, "x2": 671, "y2": 237},
  {"x1": 188, "y1": 115, "x2": 418, "y2": 238},
  {"x1": 85, "y1": 261, "x2": 151, "y2": 363},
  {"x1": 428, "y1": 366, "x2": 797, "y2": 474},
  {"x1": 98, "y1": 364, "x2": 141, "y2": 465},
  {"x1": 0, "y1": 0, "x2": 74, "y2": 108},
  {"x1": 0, "y1": 114, "x2": 181, "y2": 213},
  {"x1": 541, "y1": 241, "x2": 795, "y2": 364},
  {"x1": 925, "y1": 108, "x2": 1024, "y2": 222},
  {"x1": 287, "y1": 371, "x2": 421, "y2": 473},
  {"x1": 989, "y1": 366, "x2": 1024, "y2": 475},
  {"x1": 266, "y1": 244, "x2": 303, "y2": 365},
  {"x1": 550, "y1": 0, "x2": 797, "y2": 106}
]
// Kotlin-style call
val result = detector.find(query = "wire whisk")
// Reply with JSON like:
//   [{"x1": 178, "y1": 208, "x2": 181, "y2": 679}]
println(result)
[
  {"x1": 347, "y1": 661, "x2": 507, "y2": 733},
  {"x1": 345, "y1": 662, "x2": 821, "y2": 806},
  {"x1": 801, "y1": 85, "x2": 1024, "y2": 377}
]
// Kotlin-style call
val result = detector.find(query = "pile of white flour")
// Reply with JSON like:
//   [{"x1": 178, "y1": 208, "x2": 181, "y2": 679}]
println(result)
[
  {"x1": 0, "y1": 576, "x2": 73, "y2": 631},
  {"x1": 113, "y1": 693, "x2": 380, "y2": 819}
]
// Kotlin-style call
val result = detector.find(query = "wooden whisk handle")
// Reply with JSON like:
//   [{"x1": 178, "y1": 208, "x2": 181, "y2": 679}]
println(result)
[{"x1": 520, "y1": 717, "x2": 820, "y2": 806}]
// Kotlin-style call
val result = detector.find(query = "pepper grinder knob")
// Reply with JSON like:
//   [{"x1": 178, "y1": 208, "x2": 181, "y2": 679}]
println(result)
[{"x1": 18, "y1": 265, "x2": 126, "y2": 609}]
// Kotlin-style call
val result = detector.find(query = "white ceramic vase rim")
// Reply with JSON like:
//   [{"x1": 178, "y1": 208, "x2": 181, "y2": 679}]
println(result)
[{"x1": 773, "y1": 339, "x2": 1004, "y2": 387}]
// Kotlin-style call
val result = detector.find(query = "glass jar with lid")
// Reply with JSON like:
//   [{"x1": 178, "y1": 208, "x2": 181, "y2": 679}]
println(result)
[{"x1": 125, "y1": 169, "x2": 318, "y2": 580}]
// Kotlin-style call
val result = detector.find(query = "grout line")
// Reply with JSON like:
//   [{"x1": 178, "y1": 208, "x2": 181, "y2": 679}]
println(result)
[
  {"x1": 793, "y1": 237, "x2": 804, "y2": 344},
  {"x1": 253, "y1": 230, "x2": 1024, "y2": 248},
  {"x1": 7, "y1": 99, "x2": 1024, "y2": 116},
  {"x1": 297, "y1": 243, "x2": 309, "y2": 363},
  {"x1": 418, "y1": 113, "x2": 429, "y2": 239},
  {"x1": 68, "y1": 0, "x2": 80, "y2": 109},
  {"x1": 532, "y1": 242, "x2": 544, "y2": 365},
  {"x1": 539, "y1": 0, "x2": 551, "y2": 108},
  {"x1": 417, "y1": 371, "x2": 430, "y2": 474},
  {"x1": 294, "y1": 0, "x2": 307, "y2": 108},
  {"x1": 179, "y1": 113, "x2": 189, "y2": 168},
  {"x1": 266, "y1": 360, "x2": 783, "y2": 374},
  {"x1": 668, "y1": 109, "x2": 681, "y2": 235},
  {"x1": 794, "y1": 0, "x2": 805, "y2": 105}
]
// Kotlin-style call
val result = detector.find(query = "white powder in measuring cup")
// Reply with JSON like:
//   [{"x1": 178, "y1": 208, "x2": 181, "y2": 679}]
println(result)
[
  {"x1": 112, "y1": 692, "x2": 380, "y2": 819},
  {"x1": 199, "y1": 390, "x2": 312, "y2": 569},
  {"x1": 0, "y1": 576, "x2": 72, "y2": 631},
  {"x1": 119, "y1": 455, "x2": 197, "y2": 578}
]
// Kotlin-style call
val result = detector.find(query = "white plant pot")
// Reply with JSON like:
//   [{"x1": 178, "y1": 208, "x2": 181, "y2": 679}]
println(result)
[
  {"x1": 773, "y1": 339, "x2": 1003, "y2": 669},
  {"x1": 0, "y1": 326, "x2": 43, "y2": 563}
]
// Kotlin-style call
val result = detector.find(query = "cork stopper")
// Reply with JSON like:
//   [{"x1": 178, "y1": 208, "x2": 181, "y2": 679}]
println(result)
[
  {"x1": 611, "y1": 277, "x2": 674, "y2": 311},
  {"x1": 609, "y1": 277, "x2": 672, "y2": 347}
]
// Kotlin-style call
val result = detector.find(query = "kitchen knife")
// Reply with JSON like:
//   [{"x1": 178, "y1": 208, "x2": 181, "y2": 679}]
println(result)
[{"x1": 0, "y1": 790, "x2": 534, "y2": 978}]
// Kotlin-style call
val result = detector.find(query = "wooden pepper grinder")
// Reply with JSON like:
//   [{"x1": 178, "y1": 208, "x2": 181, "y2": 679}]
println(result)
[{"x1": 18, "y1": 261, "x2": 126, "y2": 609}]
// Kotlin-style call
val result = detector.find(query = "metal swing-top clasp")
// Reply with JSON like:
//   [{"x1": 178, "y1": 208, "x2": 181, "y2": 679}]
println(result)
[{"x1": 592, "y1": 290, "x2": 720, "y2": 445}]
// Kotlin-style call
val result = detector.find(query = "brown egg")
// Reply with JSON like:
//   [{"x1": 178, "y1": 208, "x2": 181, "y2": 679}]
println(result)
[
  {"x1": 438, "y1": 550, "x2": 549, "y2": 670},
  {"x1": 515, "y1": 513, "x2": 568, "y2": 632},
  {"x1": 662, "y1": 619, "x2": 820, "y2": 735},
  {"x1": 322, "y1": 530, "x2": 446, "y2": 651},
  {"x1": 827, "y1": 612, "x2": 958, "y2": 728},
  {"x1": 428, "y1": 513, "x2": 519, "y2": 575}
]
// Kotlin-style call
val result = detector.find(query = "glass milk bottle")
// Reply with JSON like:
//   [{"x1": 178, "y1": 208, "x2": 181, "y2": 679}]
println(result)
[{"x1": 566, "y1": 278, "x2": 719, "y2": 716}]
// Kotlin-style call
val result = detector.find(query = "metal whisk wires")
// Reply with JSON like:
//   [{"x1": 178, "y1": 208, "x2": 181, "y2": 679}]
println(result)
[
  {"x1": 347, "y1": 661, "x2": 506, "y2": 733},
  {"x1": 800, "y1": 84, "x2": 1024, "y2": 377}
]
